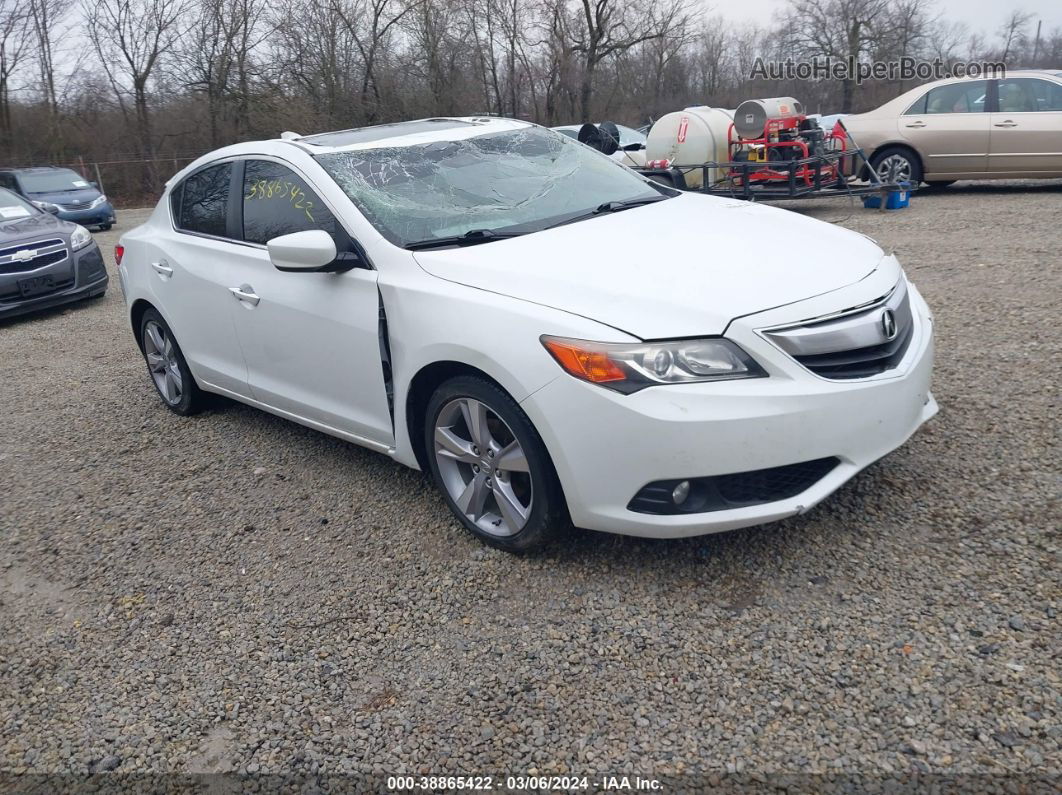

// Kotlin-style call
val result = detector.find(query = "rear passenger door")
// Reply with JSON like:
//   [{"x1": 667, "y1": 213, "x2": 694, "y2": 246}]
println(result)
[
  {"x1": 159, "y1": 161, "x2": 249, "y2": 395},
  {"x1": 900, "y1": 80, "x2": 990, "y2": 177},
  {"x1": 224, "y1": 158, "x2": 394, "y2": 447},
  {"x1": 989, "y1": 77, "x2": 1062, "y2": 174}
]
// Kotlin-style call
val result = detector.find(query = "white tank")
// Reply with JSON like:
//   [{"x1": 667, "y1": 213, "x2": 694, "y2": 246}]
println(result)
[
  {"x1": 733, "y1": 97, "x2": 803, "y2": 139},
  {"x1": 645, "y1": 106, "x2": 734, "y2": 188}
]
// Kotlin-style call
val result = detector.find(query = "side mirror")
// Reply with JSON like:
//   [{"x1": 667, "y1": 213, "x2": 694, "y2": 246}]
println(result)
[
  {"x1": 267, "y1": 229, "x2": 338, "y2": 272},
  {"x1": 622, "y1": 142, "x2": 644, "y2": 151},
  {"x1": 90, "y1": 181, "x2": 99, "y2": 189}
]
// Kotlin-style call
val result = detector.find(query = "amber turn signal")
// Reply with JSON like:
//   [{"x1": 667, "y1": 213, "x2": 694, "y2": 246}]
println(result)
[{"x1": 541, "y1": 337, "x2": 627, "y2": 384}]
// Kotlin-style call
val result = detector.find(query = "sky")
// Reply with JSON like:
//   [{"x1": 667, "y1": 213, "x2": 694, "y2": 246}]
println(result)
[{"x1": 716, "y1": 0, "x2": 1061, "y2": 41}]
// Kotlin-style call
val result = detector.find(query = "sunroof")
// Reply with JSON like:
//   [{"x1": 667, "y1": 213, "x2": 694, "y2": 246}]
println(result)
[{"x1": 299, "y1": 119, "x2": 476, "y2": 147}]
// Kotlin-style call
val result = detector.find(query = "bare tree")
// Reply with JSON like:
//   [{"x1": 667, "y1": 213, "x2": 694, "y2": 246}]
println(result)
[
  {"x1": 180, "y1": 0, "x2": 268, "y2": 146},
  {"x1": 331, "y1": 0, "x2": 423, "y2": 122},
  {"x1": 784, "y1": 0, "x2": 890, "y2": 112},
  {"x1": 997, "y1": 9, "x2": 1033, "y2": 62},
  {"x1": 0, "y1": 0, "x2": 31, "y2": 144},
  {"x1": 564, "y1": 0, "x2": 689, "y2": 121},
  {"x1": 85, "y1": 0, "x2": 184, "y2": 191}
]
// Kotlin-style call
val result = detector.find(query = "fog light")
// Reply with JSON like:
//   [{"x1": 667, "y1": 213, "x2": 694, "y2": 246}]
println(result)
[{"x1": 672, "y1": 480, "x2": 690, "y2": 505}]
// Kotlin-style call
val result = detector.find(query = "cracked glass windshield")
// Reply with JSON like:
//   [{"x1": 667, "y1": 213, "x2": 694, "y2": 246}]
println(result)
[{"x1": 314, "y1": 125, "x2": 667, "y2": 248}]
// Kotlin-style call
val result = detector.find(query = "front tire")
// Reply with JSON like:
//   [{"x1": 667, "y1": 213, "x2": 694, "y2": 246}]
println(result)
[
  {"x1": 139, "y1": 308, "x2": 205, "y2": 416},
  {"x1": 424, "y1": 375, "x2": 567, "y2": 552},
  {"x1": 870, "y1": 146, "x2": 922, "y2": 185}
]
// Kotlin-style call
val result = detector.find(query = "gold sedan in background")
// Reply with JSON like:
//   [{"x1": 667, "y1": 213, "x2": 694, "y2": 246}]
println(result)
[{"x1": 843, "y1": 70, "x2": 1062, "y2": 187}]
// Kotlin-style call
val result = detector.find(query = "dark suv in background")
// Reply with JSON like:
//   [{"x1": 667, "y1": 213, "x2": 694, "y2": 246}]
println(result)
[
  {"x1": 0, "y1": 188, "x2": 107, "y2": 320},
  {"x1": 0, "y1": 167, "x2": 116, "y2": 230}
]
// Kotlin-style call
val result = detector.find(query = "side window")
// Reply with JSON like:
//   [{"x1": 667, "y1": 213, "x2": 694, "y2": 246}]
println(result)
[
  {"x1": 174, "y1": 162, "x2": 231, "y2": 237},
  {"x1": 904, "y1": 93, "x2": 928, "y2": 115},
  {"x1": 998, "y1": 78, "x2": 1062, "y2": 112},
  {"x1": 241, "y1": 160, "x2": 338, "y2": 245},
  {"x1": 923, "y1": 81, "x2": 987, "y2": 114}
]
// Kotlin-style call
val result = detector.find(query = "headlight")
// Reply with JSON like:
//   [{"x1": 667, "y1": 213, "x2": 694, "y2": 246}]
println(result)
[
  {"x1": 89, "y1": 195, "x2": 107, "y2": 208},
  {"x1": 541, "y1": 335, "x2": 766, "y2": 393},
  {"x1": 70, "y1": 224, "x2": 93, "y2": 250}
]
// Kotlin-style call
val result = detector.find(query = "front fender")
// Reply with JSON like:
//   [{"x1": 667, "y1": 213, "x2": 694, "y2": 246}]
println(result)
[{"x1": 380, "y1": 272, "x2": 635, "y2": 469}]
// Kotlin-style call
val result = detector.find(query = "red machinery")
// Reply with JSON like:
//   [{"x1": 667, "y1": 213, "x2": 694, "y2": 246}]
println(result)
[
  {"x1": 633, "y1": 96, "x2": 904, "y2": 203},
  {"x1": 727, "y1": 97, "x2": 848, "y2": 188}
]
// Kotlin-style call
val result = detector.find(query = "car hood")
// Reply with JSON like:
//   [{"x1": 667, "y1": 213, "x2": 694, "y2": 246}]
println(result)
[
  {"x1": 0, "y1": 211, "x2": 72, "y2": 245},
  {"x1": 413, "y1": 193, "x2": 885, "y2": 338},
  {"x1": 27, "y1": 187, "x2": 102, "y2": 205}
]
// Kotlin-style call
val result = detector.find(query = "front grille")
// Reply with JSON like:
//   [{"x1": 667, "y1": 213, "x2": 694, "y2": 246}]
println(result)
[
  {"x1": 794, "y1": 322, "x2": 913, "y2": 379},
  {"x1": 628, "y1": 457, "x2": 840, "y2": 515},
  {"x1": 0, "y1": 238, "x2": 69, "y2": 275},
  {"x1": 59, "y1": 201, "x2": 93, "y2": 211},
  {"x1": 764, "y1": 279, "x2": 915, "y2": 380}
]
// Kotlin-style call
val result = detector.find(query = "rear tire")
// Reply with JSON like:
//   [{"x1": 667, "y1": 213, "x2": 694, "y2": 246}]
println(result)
[
  {"x1": 139, "y1": 308, "x2": 206, "y2": 416},
  {"x1": 424, "y1": 375, "x2": 568, "y2": 553},
  {"x1": 870, "y1": 146, "x2": 923, "y2": 185}
]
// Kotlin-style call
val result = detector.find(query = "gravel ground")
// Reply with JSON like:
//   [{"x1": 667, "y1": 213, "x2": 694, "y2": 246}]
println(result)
[{"x1": 1, "y1": 182, "x2": 1059, "y2": 787}]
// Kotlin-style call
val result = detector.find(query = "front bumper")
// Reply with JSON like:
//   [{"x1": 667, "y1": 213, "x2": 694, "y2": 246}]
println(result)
[
  {"x1": 56, "y1": 203, "x2": 116, "y2": 227},
  {"x1": 0, "y1": 243, "x2": 108, "y2": 320},
  {"x1": 521, "y1": 280, "x2": 936, "y2": 538}
]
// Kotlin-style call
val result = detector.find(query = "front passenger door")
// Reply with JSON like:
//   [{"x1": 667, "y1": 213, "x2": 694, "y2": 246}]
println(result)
[
  {"x1": 989, "y1": 78, "x2": 1062, "y2": 174},
  {"x1": 225, "y1": 158, "x2": 394, "y2": 447}
]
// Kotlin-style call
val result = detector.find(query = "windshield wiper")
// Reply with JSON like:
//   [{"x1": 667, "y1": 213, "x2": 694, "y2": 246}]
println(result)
[
  {"x1": 404, "y1": 228, "x2": 522, "y2": 251},
  {"x1": 544, "y1": 195, "x2": 669, "y2": 230}
]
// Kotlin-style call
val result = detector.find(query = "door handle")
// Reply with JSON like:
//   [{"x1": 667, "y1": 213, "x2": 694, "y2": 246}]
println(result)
[
  {"x1": 994, "y1": 120, "x2": 1018, "y2": 127},
  {"x1": 905, "y1": 121, "x2": 926, "y2": 128},
  {"x1": 151, "y1": 260, "x2": 173, "y2": 277},
  {"x1": 229, "y1": 285, "x2": 260, "y2": 306}
]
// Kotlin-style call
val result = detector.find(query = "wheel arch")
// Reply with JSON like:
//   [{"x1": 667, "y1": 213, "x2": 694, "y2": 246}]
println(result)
[
  {"x1": 867, "y1": 142, "x2": 924, "y2": 181},
  {"x1": 404, "y1": 360, "x2": 510, "y2": 473},
  {"x1": 130, "y1": 298, "x2": 155, "y2": 352}
]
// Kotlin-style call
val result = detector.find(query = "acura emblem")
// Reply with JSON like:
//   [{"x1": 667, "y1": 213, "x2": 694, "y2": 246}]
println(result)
[{"x1": 881, "y1": 308, "x2": 897, "y2": 341}]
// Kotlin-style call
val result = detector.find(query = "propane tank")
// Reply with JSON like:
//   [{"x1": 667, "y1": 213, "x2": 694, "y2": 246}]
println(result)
[
  {"x1": 644, "y1": 106, "x2": 734, "y2": 188},
  {"x1": 733, "y1": 97, "x2": 804, "y2": 140}
]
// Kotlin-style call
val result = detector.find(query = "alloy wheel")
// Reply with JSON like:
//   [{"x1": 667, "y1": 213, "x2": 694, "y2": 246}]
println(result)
[
  {"x1": 143, "y1": 320, "x2": 183, "y2": 405},
  {"x1": 876, "y1": 154, "x2": 913, "y2": 183},
  {"x1": 433, "y1": 397, "x2": 533, "y2": 537}
]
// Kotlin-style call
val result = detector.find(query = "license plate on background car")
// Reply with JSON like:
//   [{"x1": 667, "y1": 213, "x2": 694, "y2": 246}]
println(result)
[{"x1": 17, "y1": 275, "x2": 55, "y2": 297}]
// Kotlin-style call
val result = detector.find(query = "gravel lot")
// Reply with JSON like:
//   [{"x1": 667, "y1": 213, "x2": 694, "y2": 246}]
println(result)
[{"x1": 1, "y1": 182, "x2": 1059, "y2": 786}]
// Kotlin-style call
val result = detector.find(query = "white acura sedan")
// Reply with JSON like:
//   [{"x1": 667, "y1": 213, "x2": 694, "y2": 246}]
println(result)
[{"x1": 118, "y1": 117, "x2": 936, "y2": 552}]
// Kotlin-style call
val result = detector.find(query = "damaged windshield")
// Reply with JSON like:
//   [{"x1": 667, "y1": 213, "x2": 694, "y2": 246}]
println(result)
[{"x1": 314, "y1": 126, "x2": 670, "y2": 248}]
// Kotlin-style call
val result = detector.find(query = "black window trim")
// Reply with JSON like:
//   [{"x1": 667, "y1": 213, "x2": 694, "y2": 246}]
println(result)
[
  {"x1": 232, "y1": 154, "x2": 375, "y2": 269},
  {"x1": 168, "y1": 153, "x2": 375, "y2": 270},
  {"x1": 168, "y1": 157, "x2": 239, "y2": 244}
]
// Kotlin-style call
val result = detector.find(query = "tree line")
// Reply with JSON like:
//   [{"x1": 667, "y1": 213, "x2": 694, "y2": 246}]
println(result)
[{"x1": 0, "y1": 0, "x2": 1057, "y2": 200}]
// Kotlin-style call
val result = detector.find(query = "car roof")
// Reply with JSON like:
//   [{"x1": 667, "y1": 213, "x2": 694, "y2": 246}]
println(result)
[
  {"x1": 283, "y1": 116, "x2": 532, "y2": 154},
  {"x1": 2, "y1": 166, "x2": 77, "y2": 173}
]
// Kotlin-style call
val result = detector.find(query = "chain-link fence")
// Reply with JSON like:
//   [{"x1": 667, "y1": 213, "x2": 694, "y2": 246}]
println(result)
[{"x1": 4, "y1": 153, "x2": 209, "y2": 207}]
